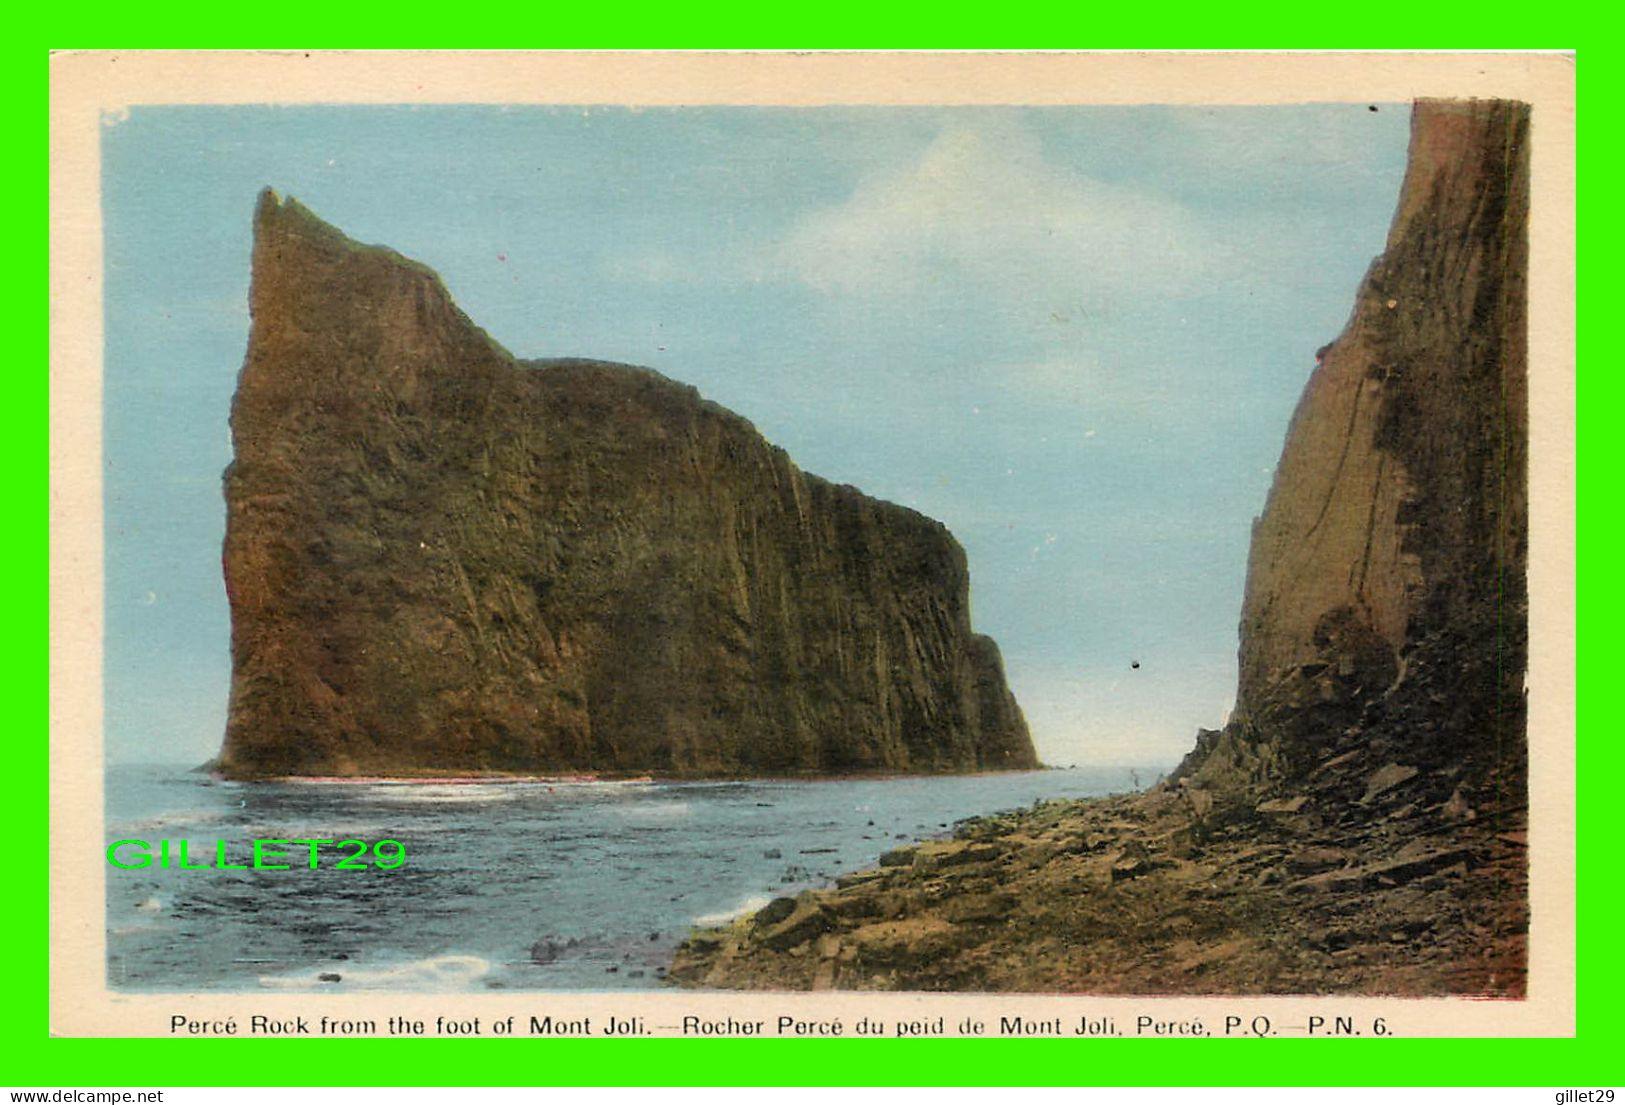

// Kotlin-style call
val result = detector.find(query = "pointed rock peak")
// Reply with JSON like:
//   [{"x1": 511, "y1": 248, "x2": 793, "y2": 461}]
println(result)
[
  {"x1": 253, "y1": 186, "x2": 301, "y2": 233},
  {"x1": 252, "y1": 190, "x2": 448, "y2": 280},
  {"x1": 243, "y1": 190, "x2": 515, "y2": 365},
  {"x1": 252, "y1": 187, "x2": 356, "y2": 253}
]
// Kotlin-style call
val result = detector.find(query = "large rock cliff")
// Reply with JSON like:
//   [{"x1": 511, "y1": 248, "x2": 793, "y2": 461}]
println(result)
[
  {"x1": 217, "y1": 191, "x2": 1035, "y2": 778},
  {"x1": 1178, "y1": 97, "x2": 1528, "y2": 799},
  {"x1": 671, "y1": 99, "x2": 1530, "y2": 996}
]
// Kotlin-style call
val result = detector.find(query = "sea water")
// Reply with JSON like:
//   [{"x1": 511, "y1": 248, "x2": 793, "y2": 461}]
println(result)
[{"x1": 104, "y1": 763, "x2": 1157, "y2": 992}]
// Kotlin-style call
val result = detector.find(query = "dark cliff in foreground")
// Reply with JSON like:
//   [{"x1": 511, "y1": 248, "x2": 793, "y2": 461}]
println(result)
[
  {"x1": 1178, "y1": 96, "x2": 1528, "y2": 801},
  {"x1": 218, "y1": 192, "x2": 1035, "y2": 779},
  {"x1": 672, "y1": 99, "x2": 1529, "y2": 995}
]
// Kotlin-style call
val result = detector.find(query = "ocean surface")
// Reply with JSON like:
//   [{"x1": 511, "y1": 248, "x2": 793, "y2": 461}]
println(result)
[{"x1": 105, "y1": 763, "x2": 1159, "y2": 992}]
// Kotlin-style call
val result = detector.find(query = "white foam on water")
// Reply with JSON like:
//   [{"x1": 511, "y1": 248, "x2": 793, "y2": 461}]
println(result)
[
  {"x1": 108, "y1": 922, "x2": 160, "y2": 936},
  {"x1": 258, "y1": 953, "x2": 490, "y2": 991},
  {"x1": 112, "y1": 810, "x2": 225, "y2": 835},
  {"x1": 246, "y1": 823, "x2": 393, "y2": 841},
  {"x1": 135, "y1": 896, "x2": 163, "y2": 913},
  {"x1": 692, "y1": 895, "x2": 771, "y2": 927},
  {"x1": 364, "y1": 784, "x2": 545, "y2": 806},
  {"x1": 614, "y1": 801, "x2": 692, "y2": 821}
]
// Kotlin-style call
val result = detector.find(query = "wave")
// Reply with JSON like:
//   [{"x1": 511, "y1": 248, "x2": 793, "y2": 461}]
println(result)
[
  {"x1": 355, "y1": 781, "x2": 655, "y2": 805},
  {"x1": 258, "y1": 953, "x2": 490, "y2": 991},
  {"x1": 613, "y1": 801, "x2": 692, "y2": 821},
  {"x1": 692, "y1": 895, "x2": 771, "y2": 927},
  {"x1": 242, "y1": 822, "x2": 394, "y2": 840},
  {"x1": 109, "y1": 810, "x2": 225, "y2": 836},
  {"x1": 108, "y1": 921, "x2": 161, "y2": 936},
  {"x1": 356, "y1": 784, "x2": 547, "y2": 806}
]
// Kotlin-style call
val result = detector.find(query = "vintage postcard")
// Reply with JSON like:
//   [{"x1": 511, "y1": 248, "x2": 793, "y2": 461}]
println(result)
[{"x1": 49, "y1": 51, "x2": 1575, "y2": 1039}]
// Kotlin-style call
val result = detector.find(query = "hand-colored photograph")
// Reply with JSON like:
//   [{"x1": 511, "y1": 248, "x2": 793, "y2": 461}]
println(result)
[{"x1": 97, "y1": 86, "x2": 1532, "y2": 1000}]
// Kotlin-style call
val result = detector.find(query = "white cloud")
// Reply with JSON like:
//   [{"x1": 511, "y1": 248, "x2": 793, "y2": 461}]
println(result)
[
  {"x1": 996, "y1": 353, "x2": 1175, "y2": 410},
  {"x1": 765, "y1": 123, "x2": 1216, "y2": 313}
]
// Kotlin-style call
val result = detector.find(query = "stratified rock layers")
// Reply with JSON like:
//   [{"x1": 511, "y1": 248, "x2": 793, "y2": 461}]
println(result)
[
  {"x1": 1182, "y1": 97, "x2": 1528, "y2": 792},
  {"x1": 218, "y1": 192, "x2": 1035, "y2": 778}
]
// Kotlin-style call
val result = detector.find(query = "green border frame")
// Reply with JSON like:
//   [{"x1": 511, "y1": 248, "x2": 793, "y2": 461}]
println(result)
[{"x1": 33, "y1": 25, "x2": 1593, "y2": 1089}]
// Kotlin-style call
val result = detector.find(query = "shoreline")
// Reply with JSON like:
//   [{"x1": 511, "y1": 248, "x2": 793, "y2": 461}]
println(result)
[
  {"x1": 257, "y1": 773, "x2": 657, "y2": 786},
  {"x1": 200, "y1": 764, "x2": 1165, "y2": 788}
]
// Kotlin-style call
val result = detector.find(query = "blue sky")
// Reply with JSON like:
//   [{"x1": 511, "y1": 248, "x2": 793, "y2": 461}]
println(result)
[{"x1": 102, "y1": 103, "x2": 1411, "y2": 768}]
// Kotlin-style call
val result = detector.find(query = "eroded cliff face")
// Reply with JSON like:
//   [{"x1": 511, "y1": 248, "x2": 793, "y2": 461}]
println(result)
[
  {"x1": 218, "y1": 191, "x2": 1035, "y2": 778},
  {"x1": 1180, "y1": 98, "x2": 1529, "y2": 797},
  {"x1": 670, "y1": 99, "x2": 1530, "y2": 996}
]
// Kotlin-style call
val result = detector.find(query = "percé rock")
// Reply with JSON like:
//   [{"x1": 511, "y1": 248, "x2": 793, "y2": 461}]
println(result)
[
  {"x1": 217, "y1": 191, "x2": 1035, "y2": 778},
  {"x1": 671, "y1": 99, "x2": 1529, "y2": 995}
]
